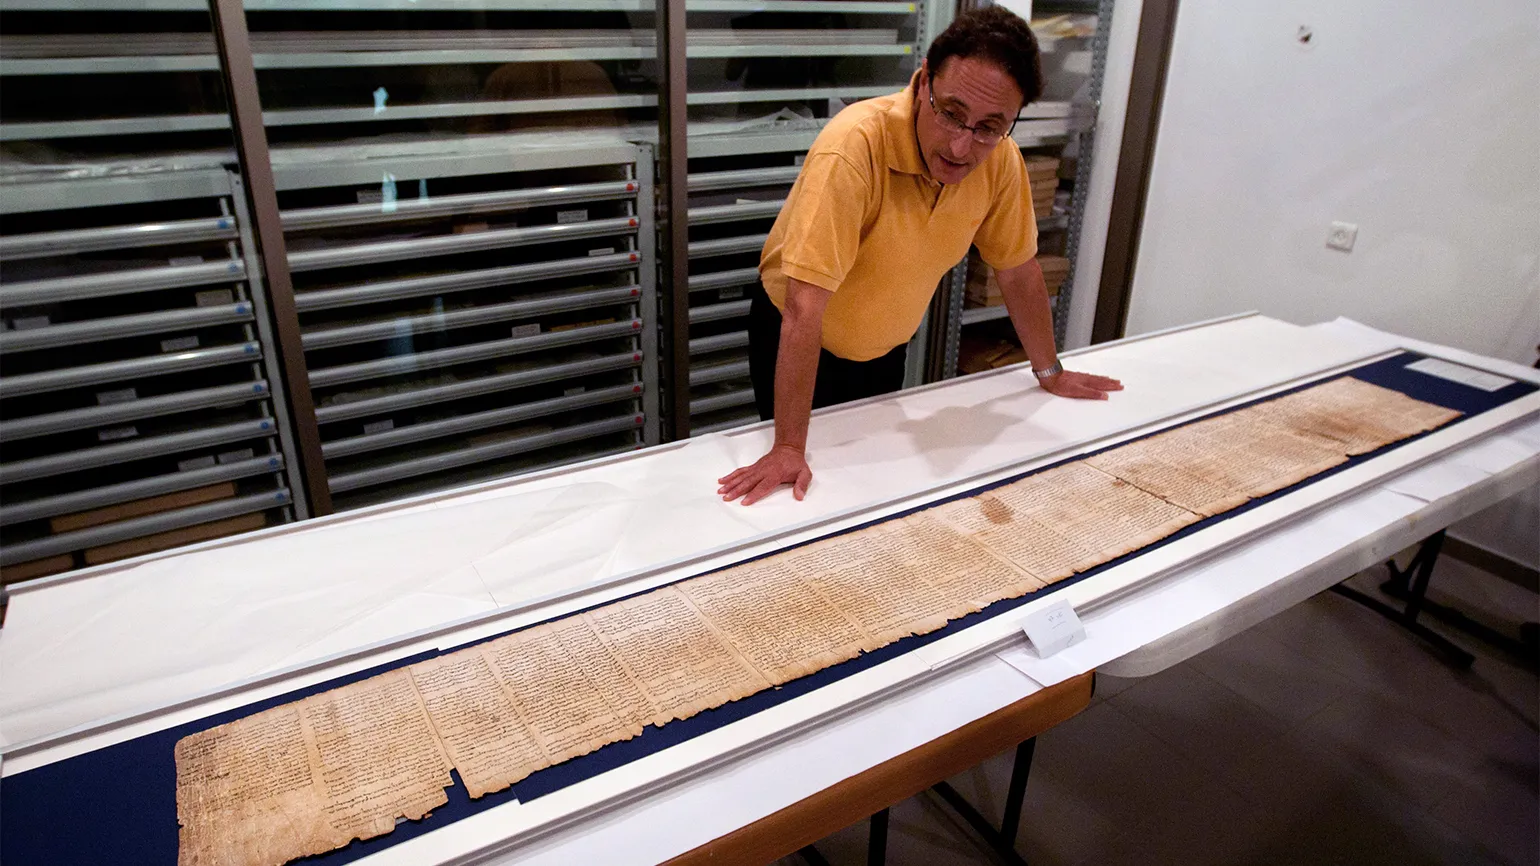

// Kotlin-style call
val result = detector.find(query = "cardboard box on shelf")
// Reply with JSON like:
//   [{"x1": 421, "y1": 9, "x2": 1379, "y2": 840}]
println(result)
[
  {"x1": 50, "y1": 482, "x2": 239, "y2": 534},
  {"x1": 1, "y1": 553, "x2": 75, "y2": 585},
  {"x1": 957, "y1": 331, "x2": 1028, "y2": 375},
  {"x1": 1026, "y1": 155, "x2": 1060, "y2": 219},
  {"x1": 965, "y1": 253, "x2": 1071, "y2": 308},
  {"x1": 83, "y1": 512, "x2": 267, "y2": 566}
]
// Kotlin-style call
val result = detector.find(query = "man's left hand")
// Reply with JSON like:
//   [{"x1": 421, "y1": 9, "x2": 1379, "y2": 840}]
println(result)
[{"x1": 1039, "y1": 369, "x2": 1123, "y2": 400}]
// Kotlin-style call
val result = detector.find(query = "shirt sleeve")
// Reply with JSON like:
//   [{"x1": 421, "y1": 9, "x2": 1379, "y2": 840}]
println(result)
[
  {"x1": 777, "y1": 151, "x2": 872, "y2": 292},
  {"x1": 971, "y1": 147, "x2": 1039, "y2": 271}
]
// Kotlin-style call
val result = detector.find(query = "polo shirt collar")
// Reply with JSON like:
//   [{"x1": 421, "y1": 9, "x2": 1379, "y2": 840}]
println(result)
[{"x1": 883, "y1": 69, "x2": 930, "y2": 177}]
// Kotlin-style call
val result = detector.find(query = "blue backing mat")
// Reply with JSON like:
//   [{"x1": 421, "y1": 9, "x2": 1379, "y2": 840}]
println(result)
[{"x1": 5, "y1": 351, "x2": 1534, "y2": 865}]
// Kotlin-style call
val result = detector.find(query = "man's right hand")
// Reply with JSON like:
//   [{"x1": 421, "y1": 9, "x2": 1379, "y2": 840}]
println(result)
[{"x1": 717, "y1": 444, "x2": 812, "y2": 505}]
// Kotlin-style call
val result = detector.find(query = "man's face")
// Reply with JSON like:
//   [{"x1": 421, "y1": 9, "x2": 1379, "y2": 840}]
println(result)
[{"x1": 915, "y1": 56, "x2": 1024, "y2": 185}]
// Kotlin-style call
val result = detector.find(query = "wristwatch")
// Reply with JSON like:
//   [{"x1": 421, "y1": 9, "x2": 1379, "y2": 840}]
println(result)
[{"x1": 1032, "y1": 360, "x2": 1063, "y2": 380}]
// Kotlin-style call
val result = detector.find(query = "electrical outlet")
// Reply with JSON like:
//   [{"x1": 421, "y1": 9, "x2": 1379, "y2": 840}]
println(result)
[{"x1": 1326, "y1": 221, "x2": 1358, "y2": 252}]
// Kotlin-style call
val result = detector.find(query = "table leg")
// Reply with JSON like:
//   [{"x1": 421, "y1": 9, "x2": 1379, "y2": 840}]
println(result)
[
  {"x1": 928, "y1": 736, "x2": 1037, "y2": 866},
  {"x1": 1331, "y1": 530, "x2": 1476, "y2": 668},
  {"x1": 797, "y1": 844, "x2": 832, "y2": 866},
  {"x1": 998, "y1": 738, "x2": 1035, "y2": 846},
  {"x1": 868, "y1": 807, "x2": 889, "y2": 866}
]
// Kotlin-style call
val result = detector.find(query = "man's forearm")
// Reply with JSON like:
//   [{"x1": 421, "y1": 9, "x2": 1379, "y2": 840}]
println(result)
[
  {"x1": 997, "y1": 257, "x2": 1059, "y2": 371},
  {"x1": 772, "y1": 299, "x2": 823, "y2": 454}
]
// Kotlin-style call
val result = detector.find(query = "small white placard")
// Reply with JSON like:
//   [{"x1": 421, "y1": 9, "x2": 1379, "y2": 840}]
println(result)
[
  {"x1": 195, "y1": 288, "x2": 234, "y2": 307},
  {"x1": 792, "y1": 154, "x2": 805, "y2": 166},
  {"x1": 12, "y1": 315, "x2": 50, "y2": 330},
  {"x1": 217, "y1": 447, "x2": 256, "y2": 464},
  {"x1": 362, "y1": 419, "x2": 395, "y2": 436},
  {"x1": 588, "y1": 247, "x2": 615, "y2": 257},
  {"x1": 96, "y1": 387, "x2": 138, "y2": 405},
  {"x1": 510, "y1": 323, "x2": 540, "y2": 338},
  {"x1": 564, "y1": 385, "x2": 586, "y2": 397},
  {"x1": 718, "y1": 285, "x2": 745, "y2": 300},
  {"x1": 98, "y1": 425, "x2": 139, "y2": 442},
  {"x1": 169, "y1": 255, "x2": 204, "y2": 267},
  {"x1": 1406, "y1": 357, "x2": 1514, "y2": 393},
  {"x1": 161, "y1": 335, "x2": 200, "y2": 353},
  {"x1": 556, "y1": 208, "x2": 588, "y2": 224},
  {"x1": 178, "y1": 455, "x2": 217, "y2": 472},
  {"x1": 1020, "y1": 600, "x2": 1086, "y2": 659}
]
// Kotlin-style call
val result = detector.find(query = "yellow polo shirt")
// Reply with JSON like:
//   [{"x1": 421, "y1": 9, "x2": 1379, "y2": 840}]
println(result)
[{"x1": 759, "y1": 77, "x2": 1039, "y2": 361}]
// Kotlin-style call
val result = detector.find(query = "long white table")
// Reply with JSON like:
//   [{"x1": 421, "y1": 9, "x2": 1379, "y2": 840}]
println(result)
[{"x1": 3, "y1": 313, "x2": 1537, "y2": 865}]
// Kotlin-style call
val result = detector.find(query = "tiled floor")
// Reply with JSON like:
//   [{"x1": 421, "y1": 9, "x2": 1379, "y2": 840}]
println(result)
[{"x1": 777, "y1": 552, "x2": 1539, "y2": 866}]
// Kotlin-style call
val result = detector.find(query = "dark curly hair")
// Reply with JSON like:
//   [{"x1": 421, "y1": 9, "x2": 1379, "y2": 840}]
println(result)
[{"x1": 925, "y1": 6, "x2": 1044, "y2": 106}]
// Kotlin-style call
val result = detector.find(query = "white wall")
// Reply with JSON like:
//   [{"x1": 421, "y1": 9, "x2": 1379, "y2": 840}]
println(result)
[
  {"x1": 1124, "y1": 0, "x2": 1540, "y2": 366},
  {"x1": 1117, "y1": 0, "x2": 1540, "y2": 566}
]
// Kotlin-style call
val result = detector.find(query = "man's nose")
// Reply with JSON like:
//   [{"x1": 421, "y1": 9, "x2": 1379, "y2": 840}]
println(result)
[{"x1": 947, "y1": 132, "x2": 972, "y2": 160}]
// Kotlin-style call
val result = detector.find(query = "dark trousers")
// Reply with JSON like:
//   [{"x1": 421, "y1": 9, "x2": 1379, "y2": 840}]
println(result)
[{"x1": 748, "y1": 285, "x2": 908, "y2": 422}]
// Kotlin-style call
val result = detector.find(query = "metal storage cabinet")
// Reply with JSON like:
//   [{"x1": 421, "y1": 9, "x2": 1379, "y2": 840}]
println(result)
[
  {"x1": 0, "y1": 0, "x2": 304, "y2": 581},
  {"x1": 940, "y1": 1, "x2": 1108, "y2": 378},
  {"x1": 683, "y1": 0, "x2": 919, "y2": 123},
  {"x1": 683, "y1": 131, "x2": 811, "y2": 436},
  {"x1": 0, "y1": 177, "x2": 305, "y2": 581},
  {"x1": 224, "y1": 0, "x2": 665, "y2": 510},
  {"x1": 273, "y1": 141, "x2": 659, "y2": 511}
]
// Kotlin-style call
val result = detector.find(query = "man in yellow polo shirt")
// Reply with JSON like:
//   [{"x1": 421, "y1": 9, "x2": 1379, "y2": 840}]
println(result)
[{"x1": 718, "y1": 7, "x2": 1122, "y2": 505}]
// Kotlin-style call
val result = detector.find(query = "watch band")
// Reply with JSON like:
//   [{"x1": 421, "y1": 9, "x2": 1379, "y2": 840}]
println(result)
[{"x1": 1032, "y1": 360, "x2": 1063, "y2": 380}]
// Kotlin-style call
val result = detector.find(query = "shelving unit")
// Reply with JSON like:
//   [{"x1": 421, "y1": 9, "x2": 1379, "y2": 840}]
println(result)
[
  {"x1": 671, "y1": 0, "x2": 930, "y2": 436},
  {"x1": 275, "y1": 141, "x2": 658, "y2": 511},
  {"x1": 943, "y1": 4, "x2": 1107, "y2": 379},
  {"x1": 682, "y1": 144, "x2": 810, "y2": 435},
  {"x1": 2, "y1": 0, "x2": 1014, "y2": 569},
  {"x1": 0, "y1": 1, "x2": 307, "y2": 582},
  {"x1": 0, "y1": 171, "x2": 304, "y2": 582}
]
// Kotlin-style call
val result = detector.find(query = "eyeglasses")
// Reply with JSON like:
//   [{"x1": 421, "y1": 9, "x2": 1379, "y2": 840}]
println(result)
[{"x1": 925, "y1": 71, "x2": 1017, "y2": 145}]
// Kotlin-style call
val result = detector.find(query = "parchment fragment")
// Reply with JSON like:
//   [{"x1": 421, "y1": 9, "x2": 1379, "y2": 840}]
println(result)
[
  {"x1": 779, "y1": 522, "x2": 958, "y2": 645},
  {"x1": 1087, "y1": 377, "x2": 1458, "y2": 516},
  {"x1": 175, "y1": 376, "x2": 1465, "y2": 866},
  {"x1": 930, "y1": 462, "x2": 1200, "y2": 581},
  {"x1": 547, "y1": 615, "x2": 662, "y2": 731},
  {"x1": 583, "y1": 586, "x2": 774, "y2": 724},
  {"x1": 1248, "y1": 376, "x2": 1460, "y2": 455},
  {"x1": 408, "y1": 650, "x2": 550, "y2": 798},
  {"x1": 678, "y1": 556, "x2": 873, "y2": 684},
  {"x1": 482, "y1": 622, "x2": 648, "y2": 764},
  {"x1": 1086, "y1": 412, "x2": 1345, "y2": 516},
  {"x1": 175, "y1": 669, "x2": 453, "y2": 866},
  {"x1": 888, "y1": 512, "x2": 1045, "y2": 611}
]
